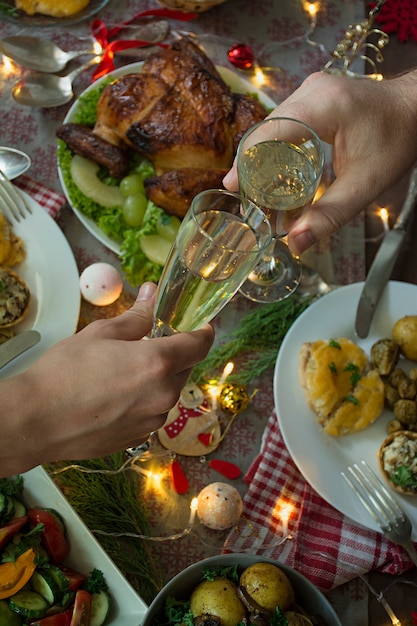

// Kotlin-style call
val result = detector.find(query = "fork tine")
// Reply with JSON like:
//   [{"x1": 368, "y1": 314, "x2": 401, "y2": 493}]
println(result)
[
  {"x1": 342, "y1": 461, "x2": 405, "y2": 531},
  {"x1": 0, "y1": 168, "x2": 32, "y2": 222}
]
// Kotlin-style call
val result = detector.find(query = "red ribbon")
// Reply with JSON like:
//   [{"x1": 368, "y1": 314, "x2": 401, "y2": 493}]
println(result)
[
  {"x1": 90, "y1": 8, "x2": 198, "y2": 81},
  {"x1": 164, "y1": 400, "x2": 209, "y2": 439}
]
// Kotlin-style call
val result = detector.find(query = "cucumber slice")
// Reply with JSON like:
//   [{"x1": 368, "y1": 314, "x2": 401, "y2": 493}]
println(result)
[
  {"x1": 30, "y1": 570, "x2": 61, "y2": 605},
  {"x1": 48, "y1": 565, "x2": 70, "y2": 592},
  {"x1": 9, "y1": 590, "x2": 48, "y2": 619},
  {"x1": 90, "y1": 590, "x2": 111, "y2": 626},
  {"x1": 70, "y1": 155, "x2": 123, "y2": 208},
  {"x1": 0, "y1": 600, "x2": 22, "y2": 626},
  {"x1": 10, "y1": 499, "x2": 26, "y2": 520}
]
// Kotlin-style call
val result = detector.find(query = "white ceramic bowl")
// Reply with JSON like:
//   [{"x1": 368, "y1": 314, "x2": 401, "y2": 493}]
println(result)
[{"x1": 142, "y1": 553, "x2": 342, "y2": 625}]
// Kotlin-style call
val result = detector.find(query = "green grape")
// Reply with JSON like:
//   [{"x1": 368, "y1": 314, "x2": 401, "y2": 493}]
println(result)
[
  {"x1": 120, "y1": 173, "x2": 145, "y2": 198},
  {"x1": 156, "y1": 214, "x2": 181, "y2": 241},
  {"x1": 122, "y1": 194, "x2": 147, "y2": 227}
]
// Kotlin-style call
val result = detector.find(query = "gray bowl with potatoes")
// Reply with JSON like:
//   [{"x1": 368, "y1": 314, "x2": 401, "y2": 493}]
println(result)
[{"x1": 141, "y1": 553, "x2": 342, "y2": 625}]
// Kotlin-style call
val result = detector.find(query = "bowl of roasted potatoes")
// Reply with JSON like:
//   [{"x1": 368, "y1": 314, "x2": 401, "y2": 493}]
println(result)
[{"x1": 142, "y1": 553, "x2": 342, "y2": 626}]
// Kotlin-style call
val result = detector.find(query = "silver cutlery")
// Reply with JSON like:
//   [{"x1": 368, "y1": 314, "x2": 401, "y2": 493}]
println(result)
[
  {"x1": 342, "y1": 460, "x2": 417, "y2": 567},
  {"x1": 11, "y1": 56, "x2": 102, "y2": 108},
  {"x1": 0, "y1": 146, "x2": 31, "y2": 180},
  {"x1": 0, "y1": 168, "x2": 31, "y2": 221},
  {"x1": 0, "y1": 35, "x2": 98, "y2": 73},
  {"x1": 355, "y1": 165, "x2": 417, "y2": 338},
  {"x1": 0, "y1": 330, "x2": 41, "y2": 369}
]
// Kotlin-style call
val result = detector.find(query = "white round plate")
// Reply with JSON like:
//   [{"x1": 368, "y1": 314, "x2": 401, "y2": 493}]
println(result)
[
  {"x1": 0, "y1": 191, "x2": 80, "y2": 379},
  {"x1": 58, "y1": 62, "x2": 277, "y2": 255},
  {"x1": 274, "y1": 281, "x2": 417, "y2": 540},
  {"x1": 0, "y1": 0, "x2": 110, "y2": 27}
]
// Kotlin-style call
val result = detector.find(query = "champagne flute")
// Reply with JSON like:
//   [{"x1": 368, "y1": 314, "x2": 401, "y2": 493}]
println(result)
[
  {"x1": 237, "y1": 116, "x2": 325, "y2": 303},
  {"x1": 152, "y1": 189, "x2": 272, "y2": 337}
]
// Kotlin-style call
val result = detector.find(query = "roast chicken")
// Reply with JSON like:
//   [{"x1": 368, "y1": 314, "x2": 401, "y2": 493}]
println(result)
[{"x1": 56, "y1": 36, "x2": 268, "y2": 216}]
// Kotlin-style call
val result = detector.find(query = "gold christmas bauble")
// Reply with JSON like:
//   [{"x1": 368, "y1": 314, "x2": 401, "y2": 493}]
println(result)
[{"x1": 219, "y1": 384, "x2": 250, "y2": 414}]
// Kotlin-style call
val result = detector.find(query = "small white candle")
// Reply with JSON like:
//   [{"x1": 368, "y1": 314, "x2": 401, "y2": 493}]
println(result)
[{"x1": 212, "y1": 362, "x2": 234, "y2": 412}]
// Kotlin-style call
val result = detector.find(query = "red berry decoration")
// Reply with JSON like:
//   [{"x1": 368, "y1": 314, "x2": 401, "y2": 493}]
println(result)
[{"x1": 227, "y1": 43, "x2": 255, "y2": 70}]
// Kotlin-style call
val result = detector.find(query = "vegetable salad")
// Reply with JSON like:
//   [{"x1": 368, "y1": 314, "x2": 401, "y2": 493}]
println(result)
[{"x1": 0, "y1": 475, "x2": 111, "y2": 626}]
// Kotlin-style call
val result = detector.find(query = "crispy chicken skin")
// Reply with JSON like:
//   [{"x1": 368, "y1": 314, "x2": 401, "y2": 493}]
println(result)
[
  {"x1": 144, "y1": 168, "x2": 228, "y2": 218},
  {"x1": 56, "y1": 123, "x2": 130, "y2": 179},
  {"x1": 57, "y1": 36, "x2": 268, "y2": 213}
]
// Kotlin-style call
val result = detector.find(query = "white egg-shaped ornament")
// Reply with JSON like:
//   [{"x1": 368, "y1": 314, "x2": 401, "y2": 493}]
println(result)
[
  {"x1": 196, "y1": 482, "x2": 243, "y2": 530},
  {"x1": 79, "y1": 263, "x2": 123, "y2": 306}
]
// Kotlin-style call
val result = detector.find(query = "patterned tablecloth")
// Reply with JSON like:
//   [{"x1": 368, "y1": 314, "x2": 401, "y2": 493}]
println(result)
[{"x1": 3, "y1": 1, "x2": 411, "y2": 624}]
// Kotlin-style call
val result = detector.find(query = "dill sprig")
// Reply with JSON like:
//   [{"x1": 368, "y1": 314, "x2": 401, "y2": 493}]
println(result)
[
  {"x1": 0, "y1": 2, "x2": 19, "y2": 17},
  {"x1": 191, "y1": 295, "x2": 312, "y2": 386},
  {"x1": 45, "y1": 453, "x2": 163, "y2": 604}
]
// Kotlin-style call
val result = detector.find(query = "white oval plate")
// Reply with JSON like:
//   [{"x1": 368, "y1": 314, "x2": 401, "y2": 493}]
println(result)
[
  {"x1": 274, "y1": 281, "x2": 417, "y2": 539},
  {"x1": 0, "y1": 191, "x2": 80, "y2": 379},
  {"x1": 58, "y1": 62, "x2": 277, "y2": 255}
]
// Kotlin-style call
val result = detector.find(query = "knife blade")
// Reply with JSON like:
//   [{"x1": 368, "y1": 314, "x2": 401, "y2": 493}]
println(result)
[
  {"x1": 355, "y1": 166, "x2": 417, "y2": 338},
  {"x1": 0, "y1": 329, "x2": 41, "y2": 369}
]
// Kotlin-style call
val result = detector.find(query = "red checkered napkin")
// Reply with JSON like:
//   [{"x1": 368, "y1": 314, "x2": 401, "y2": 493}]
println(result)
[
  {"x1": 15, "y1": 175, "x2": 67, "y2": 220},
  {"x1": 224, "y1": 413, "x2": 415, "y2": 591}
]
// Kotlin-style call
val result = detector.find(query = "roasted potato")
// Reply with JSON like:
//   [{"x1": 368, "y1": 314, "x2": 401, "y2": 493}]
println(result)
[
  {"x1": 239, "y1": 562, "x2": 295, "y2": 613},
  {"x1": 392, "y1": 316, "x2": 417, "y2": 361},
  {"x1": 190, "y1": 577, "x2": 246, "y2": 626}
]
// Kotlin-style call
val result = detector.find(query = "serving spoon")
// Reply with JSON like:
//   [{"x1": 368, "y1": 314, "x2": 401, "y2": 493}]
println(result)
[
  {"x1": 12, "y1": 57, "x2": 102, "y2": 108},
  {"x1": 0, "y1": 147, "x2": 31, "y2": 179},
  {"x1": 0, "y1": 36, "x2": 98, "y2": 73}
]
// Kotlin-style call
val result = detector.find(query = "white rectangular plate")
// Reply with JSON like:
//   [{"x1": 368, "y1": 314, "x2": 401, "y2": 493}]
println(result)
[{"x1": 22, "y1": 466, "x2": 148, "y2": 625}]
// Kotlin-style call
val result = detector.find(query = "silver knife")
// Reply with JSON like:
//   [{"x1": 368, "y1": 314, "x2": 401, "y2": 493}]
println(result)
[
  {"x1": 355, "y1": 166, "x2": 417, "y2": 338},
  {"x1": 0, "y1": 330, "x2": 41, "y2": 369}
]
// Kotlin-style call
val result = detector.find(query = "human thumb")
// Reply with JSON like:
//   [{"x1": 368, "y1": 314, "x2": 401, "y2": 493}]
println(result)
[{"x1": 109, "y1": 282, "x2": 157, "y2": 340}]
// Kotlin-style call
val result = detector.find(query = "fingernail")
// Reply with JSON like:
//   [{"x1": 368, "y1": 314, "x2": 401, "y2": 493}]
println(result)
[
  {"x1": 138, "y1": 282, "x2": 156, "y2": 301},
  {"x1": 293, "y1": 231, "x2": 316, "y2": 254}
]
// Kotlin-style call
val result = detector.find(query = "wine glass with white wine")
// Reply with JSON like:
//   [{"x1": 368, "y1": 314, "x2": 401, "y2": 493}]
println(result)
[
  {"x1": 237, "y1": 116, "x2": 325, "y2": 303},
  {"x1": 152, "y1": 189, "x2": 272, "y2": 337}
]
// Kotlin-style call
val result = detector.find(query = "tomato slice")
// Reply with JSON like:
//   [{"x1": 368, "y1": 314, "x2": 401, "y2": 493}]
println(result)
[
  {"x1": 0, "y1": 516, "x2": 28, "y2": 550},
  {"x1": 28, "y1": 509, "x2": 69, "y2": 564},
  {"x1": 57, "y1": 565, "x2": 86, "y2": 592},
  {"x1": 70, "y1": 590, "x2": 91, "y2": 626},
  {"x1": 30, "y1": 609, "x2": 72, "y2": 626}
]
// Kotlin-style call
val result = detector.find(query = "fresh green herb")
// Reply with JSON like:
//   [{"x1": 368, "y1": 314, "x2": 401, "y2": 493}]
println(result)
[
  {"x1": 329, "y1": 361, "x2": 337, "y2": 374},
  {"x1": 391, "y1": 465, "x2": 417, "y2": 490},
  {"x1": 0, "y1": 2, "x2": 19, "y2": 17},
  {"x1": 47, "y1": 453, "x2": 163, "y2": 604},
  {"x1": 85, "y1": 568, "x2": 108, "y2": 594},
  {"x1": 202, "y1": 564, "x2": 239, "y2": 583},
  {"x1": 0, "y1": 475, "x2": 24, "y2": 497},
  {"x1": 271, "y1": 605, "x2": 289, "y2": 626},
  {"x1": 344, "y1": 362, "x2": 361, "y2": 387},
  {"x1": 1, "y1": 524, "x2": 44, "y2": 563},
  {"x1": 160, "y1": 596, "x2": 193, "y2": 626},
  {"x1": 328, "y1": 339, "x2": 341, "y2": 349},
  {"x1": 345, "y1": 394, "x2": 359, "y2": 405},
  {"x1": 191, "y1": 295, "x2": 312, "y2": 386}
]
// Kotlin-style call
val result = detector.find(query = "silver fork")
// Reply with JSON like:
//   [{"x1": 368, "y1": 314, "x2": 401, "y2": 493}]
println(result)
[
  {"x1": 342, "y1": 460, "x2": 417, "y2": 567},
  {"x1": 0, "y1": 168, "x2": 32, "y2": 222}
]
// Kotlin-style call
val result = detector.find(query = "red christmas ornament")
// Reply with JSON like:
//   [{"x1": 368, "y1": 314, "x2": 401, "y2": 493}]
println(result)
[
  {"x1": 169, "y1": 459, "x2": 189, "y2": 494},
  {"x1": 227, "y1": 43, "x2": 255, "y2": 70},
  {"x1": 209, "y1": 459, "x2": 241, "y2": 479}
]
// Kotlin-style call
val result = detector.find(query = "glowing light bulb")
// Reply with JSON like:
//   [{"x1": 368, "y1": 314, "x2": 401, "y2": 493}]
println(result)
[{"x1": 378, "y1": 207, "x2": 390, "y2": 231}]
